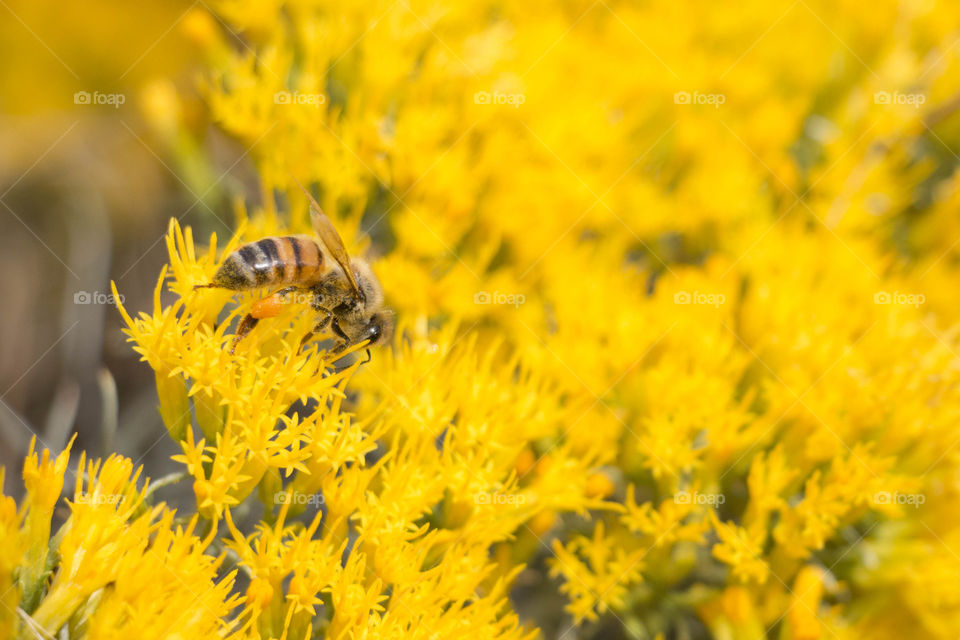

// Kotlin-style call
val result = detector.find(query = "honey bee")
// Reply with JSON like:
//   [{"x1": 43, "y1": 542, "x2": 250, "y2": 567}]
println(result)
[{"x1": 195, "y1": 178, "x2": 393, "y2": 359}]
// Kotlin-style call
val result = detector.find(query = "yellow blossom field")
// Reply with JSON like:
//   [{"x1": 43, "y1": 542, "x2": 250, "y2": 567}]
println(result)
[{"x1": 2, "y1": 0, "x2": 960, "y2": 639}]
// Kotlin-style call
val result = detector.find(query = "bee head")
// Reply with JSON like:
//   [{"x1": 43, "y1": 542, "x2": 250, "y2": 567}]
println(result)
[
  {"x1": 359, "y1": 310, "x2": 394, "y2": 347},
  {"x1": 351, "y1": 258, "x2": 384, "y2": 310}
]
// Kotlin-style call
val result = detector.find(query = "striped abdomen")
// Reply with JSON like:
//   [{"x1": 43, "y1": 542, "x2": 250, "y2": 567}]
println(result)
[{"x1": 210, "y1": 236, "x2": 325, "y2": 290}]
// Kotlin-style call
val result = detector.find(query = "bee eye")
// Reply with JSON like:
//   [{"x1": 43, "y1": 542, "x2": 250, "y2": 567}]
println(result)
[{"x1": 367, "y1": 323, "x2": 382, "y2": 343}]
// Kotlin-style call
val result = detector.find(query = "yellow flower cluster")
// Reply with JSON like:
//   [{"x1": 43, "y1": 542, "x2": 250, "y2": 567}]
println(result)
[
  {"x1": 3, "y1": 439, "x2": 238, "y2": 639},
  {"x1": 6, "y1": 0, "x2": 960, "y2": 638},
  {"x1": 110, "y1": 217, "x2": 606, "y2": 638}
]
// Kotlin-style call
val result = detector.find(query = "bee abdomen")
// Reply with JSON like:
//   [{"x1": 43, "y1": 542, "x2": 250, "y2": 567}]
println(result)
[{"x1": 211, "y1": 236, "x2": 324, "y2": 290}]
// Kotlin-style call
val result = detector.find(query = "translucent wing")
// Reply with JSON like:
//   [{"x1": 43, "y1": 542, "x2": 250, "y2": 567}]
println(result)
[{"x1": 291, "y1": 176, "x2": 362, "y2": 298}]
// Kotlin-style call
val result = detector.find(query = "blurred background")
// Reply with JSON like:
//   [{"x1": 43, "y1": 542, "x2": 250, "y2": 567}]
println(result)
[{"x1": 0, "y1": 0, "x2": 254, "y2": 484}]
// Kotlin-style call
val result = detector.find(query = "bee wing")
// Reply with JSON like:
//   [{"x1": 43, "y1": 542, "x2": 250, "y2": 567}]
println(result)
[{"x1": 291, "y1": 176, "x2": 362, "y2": 298}]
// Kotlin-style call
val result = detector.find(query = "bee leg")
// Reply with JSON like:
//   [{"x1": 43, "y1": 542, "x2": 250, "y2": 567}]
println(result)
[
  {"x1": 360, "y1": 349, "x2": 372, "y2": 365},
  {"x1": 250, "y1": 287, "x2": 302, "y2": 320},
  {"x1": 297, "y1": 312, "x2": 332, "y2": 354},
  {"x1": 329, "y1": 318, "x2": 350, "y2": 355},
  {"x1": 230, "y1": 314, "x2": 259, "y2": 353},
  {"x1": 231, "y1": 288, "x2": 299, "y2": 354}
]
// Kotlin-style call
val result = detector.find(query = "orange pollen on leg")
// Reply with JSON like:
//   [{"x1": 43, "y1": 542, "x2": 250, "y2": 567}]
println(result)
[{"x1": 251, "y1": 294, "x2": 286, "y2": 319}]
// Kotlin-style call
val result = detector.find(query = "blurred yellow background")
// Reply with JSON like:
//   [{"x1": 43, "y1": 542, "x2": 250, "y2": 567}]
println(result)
[{"x1": 0, "y1": 0, "x2": 251, "y2": 473}]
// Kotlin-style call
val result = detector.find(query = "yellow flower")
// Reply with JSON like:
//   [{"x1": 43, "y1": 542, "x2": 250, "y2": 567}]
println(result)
[
  {"x1": 0, "y1": 469, "x2": 22, "y2": 637},
  {"x1": 710, "y1": 511, "x2": 770, "y2": 585},
  {"x1": 621, "y1": 485, "x2": 710, "y2": 548},
  {"x1": 549, "y1": 521, "x2": 647, "y2": 623},
  {"x1": 7, "y1": 443, "x2": 237, "y2": 639},
  {"x1": 19, "y1": 435, "x2": 74, "y2": 611},
  {"x1": 786, "y1": 566, "x2": 828, "y2": 640}
]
